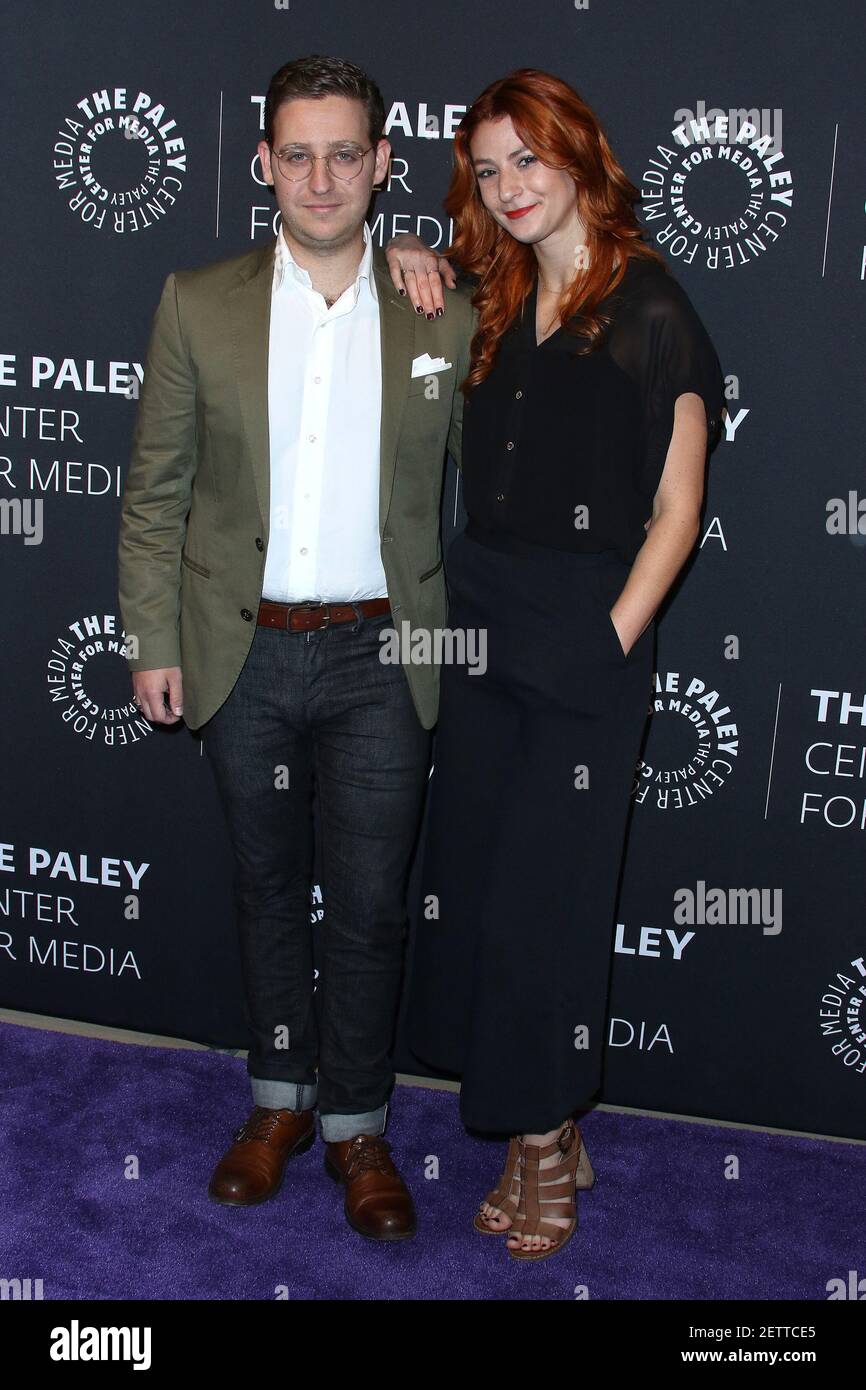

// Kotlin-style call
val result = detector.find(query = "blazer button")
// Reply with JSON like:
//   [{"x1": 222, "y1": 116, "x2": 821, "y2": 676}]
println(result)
[
  {"x1": 240, "y1": 608, "x2": 254, "y2": 621},
  {"x1": 255, "y1": 537, "x2": 264, "y2": 550}
]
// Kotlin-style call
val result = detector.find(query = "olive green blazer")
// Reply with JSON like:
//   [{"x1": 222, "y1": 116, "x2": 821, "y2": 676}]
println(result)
[{"x1": 117, "y1": 237, "x2": 477, "y2": 730}]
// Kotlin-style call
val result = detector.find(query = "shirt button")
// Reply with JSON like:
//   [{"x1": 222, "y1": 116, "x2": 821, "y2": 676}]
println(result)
[
  {"x1": 308, "y1": 434, "x2": 316, "y2": 443},
  {"x1": 314, "y1": 376, "x2": 322, "y2": 384},
  {"x1": 496, "y1": 493, "x2": 505, "y2": 503},
  {"x1": 300, "y1": 547, "x2": 308, "y2": 555},
  {"x1": 506, "y1": 441, "x2": 515, "y2": 450},
  {"x1": 515, "y1": 389, "x2": 523, "y2": 399}
]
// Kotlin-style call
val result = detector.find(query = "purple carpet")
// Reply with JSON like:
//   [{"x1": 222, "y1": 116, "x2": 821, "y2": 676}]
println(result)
[{"x1": 1, "y1": 1019, "x2": 862, "y2": 1300}]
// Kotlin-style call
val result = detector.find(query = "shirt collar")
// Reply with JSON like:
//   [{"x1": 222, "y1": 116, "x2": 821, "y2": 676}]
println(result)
[{"x1": 272, "y1": 220, "x2": 374, "y2": 305}]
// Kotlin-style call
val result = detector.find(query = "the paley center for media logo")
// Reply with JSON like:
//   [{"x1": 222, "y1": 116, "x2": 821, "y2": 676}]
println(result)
[{"x1": 52, "y1": 86, "x2": 187, "y2": 233}]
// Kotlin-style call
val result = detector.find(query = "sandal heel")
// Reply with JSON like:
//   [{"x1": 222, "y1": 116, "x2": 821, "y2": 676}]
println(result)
[{"x1": 575, "y1": 1136, "x2": 596, "y2": 1190}]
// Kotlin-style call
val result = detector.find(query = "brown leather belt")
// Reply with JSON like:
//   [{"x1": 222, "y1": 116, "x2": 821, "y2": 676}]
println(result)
[{"x1": 257, "y1": 596, "x2": 391, "y2": 631}]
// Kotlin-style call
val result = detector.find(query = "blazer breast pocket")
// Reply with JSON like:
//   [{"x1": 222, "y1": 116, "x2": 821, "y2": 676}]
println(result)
[{"x1": 407, "y1": 369, "x2": 453, "y2": 400}]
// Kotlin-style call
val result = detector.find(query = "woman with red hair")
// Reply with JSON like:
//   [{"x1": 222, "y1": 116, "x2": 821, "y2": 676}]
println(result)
[{"x1": 386, "y1": 68, "x2": 723, "y2": 1261}]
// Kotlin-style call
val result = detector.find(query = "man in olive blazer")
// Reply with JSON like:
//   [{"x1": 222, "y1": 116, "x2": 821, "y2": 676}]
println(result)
[
  {"x1": 117, "y1": 57, "x2": 476, "y2": 1243},
  {"x1": 117, "y1": 237, "x2": 473, "y2": 731}
]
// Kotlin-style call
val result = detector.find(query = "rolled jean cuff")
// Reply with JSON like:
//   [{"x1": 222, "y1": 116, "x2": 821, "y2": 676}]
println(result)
[
  {"x1": 319, "y1": 1102, "x2": 388, "y2": 1143},
  {"x1": 251, "y1": 1076, "x2": 318, "y2": 1112}
]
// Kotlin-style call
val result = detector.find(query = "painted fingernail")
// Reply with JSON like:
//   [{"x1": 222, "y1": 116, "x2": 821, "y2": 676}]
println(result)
[
  {"x1": 398, "y1": 287, "x2": 406, "y2": 296},
  {"x1": 426, "y1": 312, "x2": 434, "y2": 320},
  {"x1": 436, "y1": 308, "x2": 444, "y2": 317},
  {"x1": 415, "y1": 305, "x2": 423, "y2": 314}
]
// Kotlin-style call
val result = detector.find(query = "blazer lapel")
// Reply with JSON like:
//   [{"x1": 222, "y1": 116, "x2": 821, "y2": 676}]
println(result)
[
  {"x1": 227, "y1": 238, "x2": 275, "y2": 530},
  {"x1": 372, "y1": 246, "x2": 415, "y2": 531}
]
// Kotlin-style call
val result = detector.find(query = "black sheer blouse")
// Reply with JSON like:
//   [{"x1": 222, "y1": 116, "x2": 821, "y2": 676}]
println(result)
[{"x1": 460, "y1": 256, "x2": 725, "y2": 563}]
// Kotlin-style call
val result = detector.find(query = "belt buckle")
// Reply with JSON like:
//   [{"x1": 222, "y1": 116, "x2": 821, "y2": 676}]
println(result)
[{"x1": 290, "y1": 600, "x2": 329, "y2": 630}]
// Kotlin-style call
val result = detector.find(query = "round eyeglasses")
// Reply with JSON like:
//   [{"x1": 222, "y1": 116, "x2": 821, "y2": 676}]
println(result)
[{"x1": 270, "y1": 146, "x2": 374, "y2": 182}]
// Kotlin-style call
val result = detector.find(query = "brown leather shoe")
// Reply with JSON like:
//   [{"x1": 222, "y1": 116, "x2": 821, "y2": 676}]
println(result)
[
  {"x1": 208, "y1": 1105, "x2": 316, "y2": 1206},
  {"x1": 324, "y1": 1134, "x2": 416, "y2": 1240}
]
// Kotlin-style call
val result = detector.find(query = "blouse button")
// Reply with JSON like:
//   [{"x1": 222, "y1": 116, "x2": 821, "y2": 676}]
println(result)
[
  {"x1": 496, "y1": 493, "x2": 505, "y2": 502},
  {"x1": 506, "y1": 440, "x2": 515, "y2": 450},
  {"x1": 515, "y1": 389, "x2": 523, "y2": 399}
]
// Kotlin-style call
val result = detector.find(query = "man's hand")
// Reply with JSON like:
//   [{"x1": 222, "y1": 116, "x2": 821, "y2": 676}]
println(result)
[
  {"x1": 132, "y1": 667, "x2": 184, "y2": 725},
  {"x1": 384, "y1": 233, "x2": 457, "y2": 316}
]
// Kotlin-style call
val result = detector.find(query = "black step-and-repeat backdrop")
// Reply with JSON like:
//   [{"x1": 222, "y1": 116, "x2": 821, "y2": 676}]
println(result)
[{"x1": 1, "y1": 1, "x2": 864, "y2": 1139}]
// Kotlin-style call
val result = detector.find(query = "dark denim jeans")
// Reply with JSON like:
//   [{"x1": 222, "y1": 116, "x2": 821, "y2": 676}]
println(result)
[{"x1": 201, "y1": 608, "x2": 431, "y2": 1142}]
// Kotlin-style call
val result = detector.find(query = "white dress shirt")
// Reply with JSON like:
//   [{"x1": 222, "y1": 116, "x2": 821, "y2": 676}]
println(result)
[{"x1": 262, "y1": 220, "x2": 387, "y2": 602}]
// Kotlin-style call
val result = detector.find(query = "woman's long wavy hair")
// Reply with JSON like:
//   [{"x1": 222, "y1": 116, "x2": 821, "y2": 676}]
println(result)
[{"x1": 444, "y1": 69, "x2": 665, "y2": 393}]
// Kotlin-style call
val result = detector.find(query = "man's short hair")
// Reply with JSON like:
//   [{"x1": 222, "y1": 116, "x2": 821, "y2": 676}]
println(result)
[{"x1": 264, "y1": 54, "x2": 386, "y2": 149}]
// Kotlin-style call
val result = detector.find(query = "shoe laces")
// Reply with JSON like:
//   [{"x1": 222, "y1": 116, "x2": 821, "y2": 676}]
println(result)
[
  {"x1": 233, "y1": 1107, "x2": 285, "y2": 1145},
  {"x1": 344, "y1": 1136, "x2": 392, "y2": 1178}
]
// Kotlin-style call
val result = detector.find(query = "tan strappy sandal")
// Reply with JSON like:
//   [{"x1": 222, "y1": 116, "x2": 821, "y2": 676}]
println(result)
[
  {"x1": 473, "y1": 1135, "x2": 522, "y2": 1234},
  {"x1": 474, "y1": 1121, "x2": 595, "y2": 1238},
  {"x1": 506, "y1": 1119, "x2": 594, "y2": 1261}
]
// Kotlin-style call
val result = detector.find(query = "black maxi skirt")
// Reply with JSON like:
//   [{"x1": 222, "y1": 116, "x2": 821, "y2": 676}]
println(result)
[{"x1": 405, "y1": 519, "x2": 655, "y2": 1135}]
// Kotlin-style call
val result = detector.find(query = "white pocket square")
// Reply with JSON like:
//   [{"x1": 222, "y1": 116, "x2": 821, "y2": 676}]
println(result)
[{"x1": 411, "y1": 353, "x2": 453, "y2": 378}]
